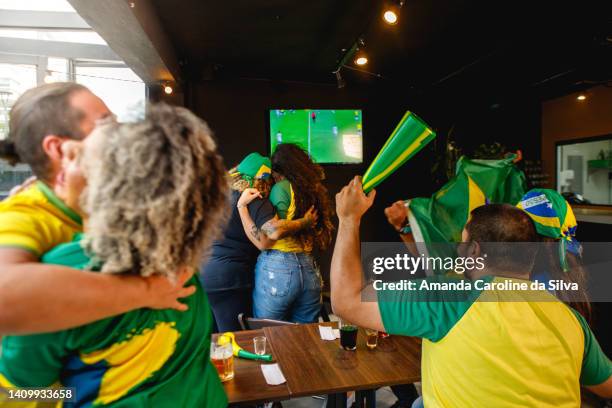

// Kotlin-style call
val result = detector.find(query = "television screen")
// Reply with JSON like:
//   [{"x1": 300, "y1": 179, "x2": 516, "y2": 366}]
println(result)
[{"x1": 269, "y1": 109, "x2": 363, "y2": 164}]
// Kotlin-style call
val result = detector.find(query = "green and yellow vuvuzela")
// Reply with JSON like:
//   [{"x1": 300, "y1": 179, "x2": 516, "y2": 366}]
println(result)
[{"x1": 362, "y1": 111, "x2": 436, "y2": 193}]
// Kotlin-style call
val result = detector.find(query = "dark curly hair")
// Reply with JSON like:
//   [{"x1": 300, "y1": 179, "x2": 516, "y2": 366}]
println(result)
[{"x1": 272, "y1": 144, "x2": 334, "y2": 251}]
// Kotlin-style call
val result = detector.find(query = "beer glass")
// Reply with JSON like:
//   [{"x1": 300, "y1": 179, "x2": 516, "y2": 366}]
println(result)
[
  {"x1": 211, "y1": 337, "x2": 234, "y2": 382},
  {"x1": 365, "y1": 328, "x2": 378, "y2": 350}
]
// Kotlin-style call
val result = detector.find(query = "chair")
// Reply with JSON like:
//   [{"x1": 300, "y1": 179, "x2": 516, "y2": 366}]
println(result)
[
  {"x1": 237, "y1": 313, "x2": 297, "y2": 330},
  {"x1": 320, "y1": 292, "x2": 332, "y2": 322}
]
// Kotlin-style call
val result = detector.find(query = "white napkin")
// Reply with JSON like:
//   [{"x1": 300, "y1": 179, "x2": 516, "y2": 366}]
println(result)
[
  {"x1": 318, "y1": 325, "x2": 341, "y2": 340},
  {"x1": 261, "y1": 363, "x2": 286, "y2": 385}
]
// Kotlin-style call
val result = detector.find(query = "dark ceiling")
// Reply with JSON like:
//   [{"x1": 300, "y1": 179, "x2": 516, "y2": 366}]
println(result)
[{"x1": 152, "y1": 0, "x2": 612, "y2": 98}]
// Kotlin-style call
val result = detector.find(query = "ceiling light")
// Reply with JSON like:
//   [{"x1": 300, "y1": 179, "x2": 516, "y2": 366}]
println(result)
[
  {"x1": 577, "y1": 94, "x2": 586, "y2": 101},
  {"x1": 383, "y1": 1, "x2": 403, "y2": 25},
  {"x1": 383, "y1": 10, "x2": 398, "y2": 24},
  {"x1": 164, "y1": 85, "x2": 173, "y2": 95},
  {"x1": 355, "y1": 56, "x2": 368, "y2": 66}
]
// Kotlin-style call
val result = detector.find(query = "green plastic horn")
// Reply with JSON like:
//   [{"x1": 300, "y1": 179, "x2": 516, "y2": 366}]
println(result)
[
  {"x1": 218, "y1": 332, "x2": 273, "y2": 362},
  {"x1": 362, "y1": 111, "x2": 436, "y2": 193}
]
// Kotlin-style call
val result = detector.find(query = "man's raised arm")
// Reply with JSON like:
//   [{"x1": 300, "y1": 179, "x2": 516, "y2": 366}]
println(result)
[{"x1": 330, "y1": 176, "x2": 384, "y2": 331}]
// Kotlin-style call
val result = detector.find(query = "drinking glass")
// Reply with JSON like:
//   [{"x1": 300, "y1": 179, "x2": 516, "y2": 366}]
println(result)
[
  {"x1": 253, "y1": 336, "x2": 267, "y2": 356},
  {"x1": 365, "y1": 328, "x2": 378, "y2": 350},
  {"x1": 338, "y1": 318, "x2": 358, "y2": 351},
  {"x1": 211, "y1": 336, "x2": 234, "y2": 382}
]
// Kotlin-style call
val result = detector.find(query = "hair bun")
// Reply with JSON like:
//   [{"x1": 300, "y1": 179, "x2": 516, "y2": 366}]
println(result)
[{"x1": 0, "y1": 139, "x2": 21, "y2": 165}]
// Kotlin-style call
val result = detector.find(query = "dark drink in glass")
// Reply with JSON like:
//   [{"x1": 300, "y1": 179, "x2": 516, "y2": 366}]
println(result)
[{"x1": 340, "y1": 324, "x2": 358, "y2": 351}]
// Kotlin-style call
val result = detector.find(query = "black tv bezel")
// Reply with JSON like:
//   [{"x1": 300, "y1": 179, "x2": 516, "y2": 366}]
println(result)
[{"x1": 266, "y1": 108, "x2": 365, "y2": 166}]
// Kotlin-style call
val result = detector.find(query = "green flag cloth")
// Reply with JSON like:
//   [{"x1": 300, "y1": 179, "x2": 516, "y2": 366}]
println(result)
[
  {"x1": 362, "y1": 111, "x2": 436, "y2": 193},
  {"x1": 408, "y1": 154, "x2": 527, "y2": 271}
]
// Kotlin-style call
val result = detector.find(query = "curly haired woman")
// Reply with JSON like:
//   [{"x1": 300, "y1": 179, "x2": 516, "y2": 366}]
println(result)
[
  {"x1": 238, "y1": 143, "x2": 334, "y2": 323},
  {"x1": 0, "y1": 104, "x2": 229, "y2": 407},
  {"x1": 200, "y1": 152, "x2": 317, "y2": 332}
]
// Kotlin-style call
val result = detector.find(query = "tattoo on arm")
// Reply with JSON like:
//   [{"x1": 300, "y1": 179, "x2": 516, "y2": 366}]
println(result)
[
  {"x1": 261, "y1": 221, "x2": 277, "y2": 237},
  {"x1": 249, "y1": 224, "x2": 262, "y2": 241}
]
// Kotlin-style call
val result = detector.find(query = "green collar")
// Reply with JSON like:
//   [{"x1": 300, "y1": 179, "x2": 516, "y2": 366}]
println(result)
[{"x1": 37, "y1": 181, "x2": 83, "y2": 226}]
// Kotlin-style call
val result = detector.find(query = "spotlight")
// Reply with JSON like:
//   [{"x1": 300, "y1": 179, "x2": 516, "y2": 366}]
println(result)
[
  {"x1": 355, "y1": 56, "x2": 368, "y2": 66},
  {"x1": 577, "y1": 94, "x2": 586, "y2": 101},
  {"x1": 383, "y1": 10, "x2": 398, "y2": 24},
  {"x1": 383, "y1": 1, "x2": 404, "y2": 25},
  {"x1": 164, "y1": 84, "x2": 173, "y2": 95}
]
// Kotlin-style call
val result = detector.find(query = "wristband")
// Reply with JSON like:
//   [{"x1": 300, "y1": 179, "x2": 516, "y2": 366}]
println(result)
[
  {"x1": 237, "y1": 203, "x2": 247, "y2": 209},
  {"x1": 399, "y1": 224, "x2": 412, "y2": 235},
  {"x1": 397, "y1": 219, "x2": 412, "y2": 235}
]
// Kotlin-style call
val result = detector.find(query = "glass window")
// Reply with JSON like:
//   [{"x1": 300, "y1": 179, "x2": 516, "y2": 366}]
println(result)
[
  {"x1": 557, "y1": 137, "x2": 612, "y2": 205},
  {"x1": 46, "y1": 57, "x2": 69, "y2": 82},
  {"x1": 0, "y1": 0, "x2": 74, "y2": 12},
  {"x1": 0, "y1": 28, "x2": 107, "y2": 45},
  {"x1": 75, "y1": 66, "x2": 145, "y2": 122},
  {"x1": 0, "y1": 0, "x2": 146, "y2": 197},
  {"x1": 0, "y1": 63, "x2": 37, "y2": 198}
]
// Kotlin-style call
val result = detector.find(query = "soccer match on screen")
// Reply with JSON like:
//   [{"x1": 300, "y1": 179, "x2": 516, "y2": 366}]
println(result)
[{"x1": 269, "y1": 109, "x2": 363, "y2": 164}]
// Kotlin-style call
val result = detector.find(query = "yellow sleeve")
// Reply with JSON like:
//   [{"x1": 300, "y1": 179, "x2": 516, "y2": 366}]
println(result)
[{"x1": 0, "y1": 209, "x2": 49, "y2": 257}]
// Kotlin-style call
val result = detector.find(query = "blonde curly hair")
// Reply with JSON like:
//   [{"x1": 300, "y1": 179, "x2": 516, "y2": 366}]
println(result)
[
  {"x1": 229, "y1": 173, "x2": 272, "y2": 198},
  {"x1": 82, "y1": 103, "x2": 229, "y2": 278}
]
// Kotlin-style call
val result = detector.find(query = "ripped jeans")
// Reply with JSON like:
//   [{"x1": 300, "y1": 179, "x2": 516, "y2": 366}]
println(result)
[{"x1": 253, "y1": 250, "x2": 322, "y2": 323}]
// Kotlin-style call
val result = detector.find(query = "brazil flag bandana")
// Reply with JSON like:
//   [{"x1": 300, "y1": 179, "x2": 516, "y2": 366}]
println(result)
[{"x1": 517, "y1": 188, "x2": 581, "y2": 270}]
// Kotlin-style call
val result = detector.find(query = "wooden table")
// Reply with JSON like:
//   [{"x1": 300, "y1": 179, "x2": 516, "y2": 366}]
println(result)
[
  {"x1": 264, "y1": 322, "x2": 421, "y2": 405},
  {"x1": 212, "y1": 330, "x2": 291, "y2": 405}
]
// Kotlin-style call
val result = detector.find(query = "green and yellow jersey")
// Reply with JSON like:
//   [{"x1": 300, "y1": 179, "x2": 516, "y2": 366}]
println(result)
[
  {"x1": 268, "y1": 179, "x2": 311, "y2": 253},
  {"x1": 0, "y1": 181, "x2": 82, "y2": 258},
  {"x1": 0, "y1": 234, "x2": 227, "y2": 408},
  {"x1": 378, "y1": 275, "x2": 612, "y2": 408}
]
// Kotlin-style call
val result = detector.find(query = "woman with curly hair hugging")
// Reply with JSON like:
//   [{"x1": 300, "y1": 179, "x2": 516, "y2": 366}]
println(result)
[
  {"x1": 238, "y1": 143, "x2": 334, "y2": 323},
  {"x1": 0, "y1": 104, "x2": 229, "y2": 407},
  {"x1": 200, "y1": 152, "x2": 317, "y2": 332}
]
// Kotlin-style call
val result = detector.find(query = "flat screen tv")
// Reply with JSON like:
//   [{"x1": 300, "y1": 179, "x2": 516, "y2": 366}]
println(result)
[{"x1": 269, "y1": 109, "x2": 363, "y2": 164}]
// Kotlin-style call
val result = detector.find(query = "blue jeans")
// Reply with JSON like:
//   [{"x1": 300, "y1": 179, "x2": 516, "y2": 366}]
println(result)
[{"x1": 253, "y1": 250, "x2": 322, "y2": 323}]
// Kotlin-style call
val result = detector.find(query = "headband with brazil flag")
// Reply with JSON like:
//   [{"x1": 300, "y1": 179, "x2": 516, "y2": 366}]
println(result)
[{"x1": 517, "y1": 188, "x2": 580, "y2": 271}]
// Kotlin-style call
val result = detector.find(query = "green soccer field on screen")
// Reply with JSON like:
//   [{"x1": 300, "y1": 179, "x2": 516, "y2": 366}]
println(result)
[{"x1": 269, "y1": 109, "x2": 363, "y2": 164}]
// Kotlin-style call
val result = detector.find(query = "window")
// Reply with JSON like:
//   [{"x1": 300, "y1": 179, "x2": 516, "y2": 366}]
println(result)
[
  {"x1": 0, "y1": 0, "x2": 145, "y2": 198},
  {"x1": 0, "y1": 61, "x2": 38, "y2": 198},
  {"x1": 556, "y1": 136, "x2": 612, "y2": 206},
  {"x1": 75, "y1": 65, "x2": 145, "y2": 122}
]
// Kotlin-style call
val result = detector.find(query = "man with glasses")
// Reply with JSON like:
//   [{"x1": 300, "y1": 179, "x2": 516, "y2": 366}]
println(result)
[{"x1": 0, "y1": 83, "x2": 193, "y2": 335}]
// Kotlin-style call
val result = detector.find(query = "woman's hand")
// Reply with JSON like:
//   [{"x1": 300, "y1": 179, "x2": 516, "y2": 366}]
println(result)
[
  {"x1": 303, "y1": 205, "x2": 319, "y2": 227},
  {"x1": 384, "y1": 200, "x2": 408, "y2": 232},
  {"x1": 238, "y1": 188, "x2": 262, "y2": 208}
]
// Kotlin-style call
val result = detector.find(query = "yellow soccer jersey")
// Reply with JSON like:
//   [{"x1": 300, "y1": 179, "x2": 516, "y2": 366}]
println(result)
[
  {"x1": 379, "y1": 275, "x2": 612, "y2": 407},
  {"x1": 269, "y1": 179, "x2": 312, "y2": 253},
  {"x1": 0, "y1": 181, "x2": 82, "y2": 258}
]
